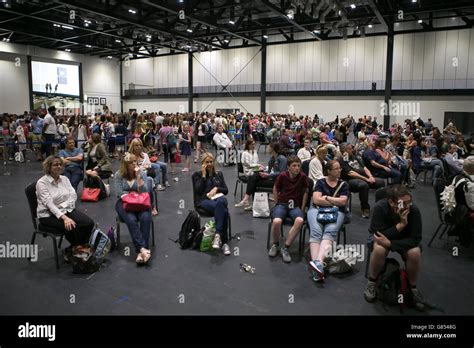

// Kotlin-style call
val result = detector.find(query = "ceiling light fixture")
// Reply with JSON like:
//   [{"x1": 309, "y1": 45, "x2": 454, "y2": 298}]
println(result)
[
  {"x1": 368, "y1": 24, "x2": 373, "y2": 28},
  {"x1": 229, "y1": 20, "x2": 235, "y2": 25},
  {"x1": 107, "y1": 56, "x2": 112, "y2": 59},
  {"x1": 65, "y1": 48, "x2": 71, "y2": 52},
  {"x1": 61, "y1": 25, "x2": 74, "y2": 30},
  {"x1": 86, "y1": 44, "x2": 92, "y2": 48},
  {"x1": 186, "y1": 28, "x2": 193, "y2": 33},
  {"x1": 350, "y1": 4, "x2": 356, "y2": 9},
  {"x1": 263, "y1": 35, "x2": 268, "y2": 39},
  {"x1": 128, "y1": 9, "x2": 136, "y2": 14},
  {"x1": 418, "y1": 19, "x2": 422, "y2": 23}
]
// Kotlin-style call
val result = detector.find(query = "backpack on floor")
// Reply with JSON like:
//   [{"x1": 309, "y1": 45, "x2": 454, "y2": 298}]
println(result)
[
  {"x1": 178, "y1": 210, "x2": 201, "y2": 249},
  {"x1": 376, "y1": 258, "x2": 403, "y2": 306},
  {"x1": 89, "y1": 227, "x2": 111, "y2": 261},
  {"x1": 71, "y1": 245, "x2": 100, "y2": 274},
  {"x1": 84, "y1": 176, "x2": 107, "y2": 201}
]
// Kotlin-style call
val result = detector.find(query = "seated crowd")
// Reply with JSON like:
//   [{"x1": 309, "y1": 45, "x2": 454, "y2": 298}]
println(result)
[{"x1": 3, "y1": 108, "x2": 473, "y2": 312}]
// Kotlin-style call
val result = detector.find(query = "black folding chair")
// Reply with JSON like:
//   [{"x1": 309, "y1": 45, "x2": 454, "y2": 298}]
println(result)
[
  {"x1": 428, "y1": 178, "x2": 455, "y2": 247},
  {"x1": 257, "y1": 132, "x2": 269, "y2": 153},
  {"x1": 233, "y1": 161, "x2": 249, "y2": 201},
  {"x1": 25, "y1": 182, "x2": 65, "y2": 270}
]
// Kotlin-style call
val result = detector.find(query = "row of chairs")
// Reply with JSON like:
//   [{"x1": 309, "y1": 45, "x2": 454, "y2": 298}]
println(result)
[{"x1": 25, "y1": 166, "x2": 456, "y2": 270}]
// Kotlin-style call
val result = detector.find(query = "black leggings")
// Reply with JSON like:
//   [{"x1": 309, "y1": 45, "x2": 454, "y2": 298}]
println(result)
[
  {"x1": 245, "y1": 174, "x2": 275, "y2": 196},
  {"x1": 39, "y1": 210, "x2": 94, "y2": 246}
]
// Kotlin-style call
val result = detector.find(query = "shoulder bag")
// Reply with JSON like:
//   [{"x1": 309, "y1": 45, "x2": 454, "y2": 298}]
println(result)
[{"x1": 316, "y1": 181, "x2": 344, "y2": 224}]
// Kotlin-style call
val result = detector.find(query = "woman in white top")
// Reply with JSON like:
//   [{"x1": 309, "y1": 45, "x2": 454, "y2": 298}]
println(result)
[
  {"x1": 297, "y1": 138, "x2": 314, "y2": 162},
  {"x1": 235, "y1": 138, "x2": 266, "y2": 208},
  {"x1": 308, "y1": 145, "x2": 328, "y2": 182},
  {"x1": 37, "y1": 155, "x2": 94, "y2": 257}
]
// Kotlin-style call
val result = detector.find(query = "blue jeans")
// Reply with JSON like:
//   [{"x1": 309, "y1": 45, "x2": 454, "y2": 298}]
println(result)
[
  {"x1": 199, "y1": 196, "x2": 229, "y2": 243},
  {"x1": 63, "y1": 165, "x2": 83, "y2": 192},
  {"x1": 307, "y1": 207, "x2": 345, "y2": 243},
  {"x1": 421, "y1": 159, "x2": 443, "y2": 184},
  {"x1": 150, "y1": 161, "x2": 167, "y2": 185},
  {"x1": 375, "y1": 167, "x2": 402, "y2": 184},
  {"x1": 115, "y1": 199, "x2": 151, "y2": 252}
]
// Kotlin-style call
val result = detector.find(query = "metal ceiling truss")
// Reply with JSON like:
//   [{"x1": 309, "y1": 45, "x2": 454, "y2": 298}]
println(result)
[{"x1": 0, "y1": 0, "x2": 472, "y2": 60}]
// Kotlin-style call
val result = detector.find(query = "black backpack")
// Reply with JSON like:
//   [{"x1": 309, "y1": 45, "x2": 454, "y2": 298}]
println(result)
[
  {"x1": 178, "y1": 211, "x2": 201, "y2": 249},
  {"x1": 376, "y1": 258, "x2": 404, "y2": 306},
  {"x1": 84, "y1": 176, "x2": 107, "y2": 200}
]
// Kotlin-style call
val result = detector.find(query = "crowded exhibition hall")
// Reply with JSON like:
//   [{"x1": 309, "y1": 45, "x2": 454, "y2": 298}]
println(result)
[{"x1": 0, "y1": 0, "x2": 473, "y2": 344}]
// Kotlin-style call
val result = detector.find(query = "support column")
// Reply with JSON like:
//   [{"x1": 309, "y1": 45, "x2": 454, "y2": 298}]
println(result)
[
  {"x1": 79, "y1": 62, "x2": 84, "y2": 115},
  {"x1": 27, "y1": 55, "x2": 33, "y2": 111},
  {"x1": 260, "y1": 44, "x2": 267, "y2": 114},
  {"x1": 384, "y1": 20, "x2": 394, "y2": 130},
  {"x1": 188, "y1": 52, "x2": 193, "y2": 113},
  {"x1": 119, "y1": 59, "x2": 123, "y2": 113}
]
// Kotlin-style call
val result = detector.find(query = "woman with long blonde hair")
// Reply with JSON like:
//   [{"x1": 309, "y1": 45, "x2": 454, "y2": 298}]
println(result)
[
  {"x1": 191, "y1": 153, "x2": 231, "y2": 255},
  {"x1": 114, "y1": 152, "x2": 153, "y2": 264}
]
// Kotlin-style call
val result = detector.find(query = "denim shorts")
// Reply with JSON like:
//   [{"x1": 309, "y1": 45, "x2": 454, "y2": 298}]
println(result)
[
  {"x1": 307, "y1": 207, "x2": 345, "y2": 243},
  {"x1": 271, "y1": 203, "x2": 304, "y2": 222}
]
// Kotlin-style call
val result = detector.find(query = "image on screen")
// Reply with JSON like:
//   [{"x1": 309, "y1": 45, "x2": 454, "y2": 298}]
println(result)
[{"x1": 31, "y1": 60, "x2": 79, "y2": 96}]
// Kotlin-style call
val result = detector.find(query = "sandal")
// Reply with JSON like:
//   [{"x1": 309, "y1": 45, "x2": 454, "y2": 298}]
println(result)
[
  {"x1": 142, "y1": 249, "x2": 151, "y2": 264},
  {"x1": 136, "y1": 253, "x2": 144, "y2": 264}
]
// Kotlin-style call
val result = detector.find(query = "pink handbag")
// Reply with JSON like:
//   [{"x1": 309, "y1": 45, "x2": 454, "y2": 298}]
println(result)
[{"x1": 122, "y1": 192, "x2": 151, "y2": 212}]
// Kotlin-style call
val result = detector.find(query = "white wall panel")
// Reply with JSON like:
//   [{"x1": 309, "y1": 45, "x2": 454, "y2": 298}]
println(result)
[
  {"x1": 373, "y1": 36, "x2": 386, "y2": 82},
  {"x1": 402, "y1": 34, "x2": 414, "y2": 83},
  {"x1": 354, "y1": 37, "x2": 365, "y2": 85},
  {"x1": 363, "y1": 37, "x2": 375, "y2": 83},
  {"x1": 412, "y1": 33, "x2": 425, "y2": 82},
  {"x1": 433, "y1": 31, "x2": 447, "y2": 82},
  {"x1": 455, "y1": 29, "x2": 470, "y2": 82},
  {"x1": 312, "y1": 40, "x2": 322, "y2": 87},
  {"x1": 445, "y1": 30, "x2": 459, "y2": 81},
  {"x1": 304, "y1": 42, "x2": 313, "y2": 86},
  {"x1": 422, "y1": 32, "x2": 436, "y2": 87},
  {"x1": 346, "y1": 38, "x2": 356, "y2": 84},
  {"x1": 328, "y1": 40, "x2": 338, "y2": 83},
  {"x1": 337, "y1": 40, "x2": 346, "y2": 84},
  {"x1": 0, "y1": 54, "x2": 29, "y2": 113}
]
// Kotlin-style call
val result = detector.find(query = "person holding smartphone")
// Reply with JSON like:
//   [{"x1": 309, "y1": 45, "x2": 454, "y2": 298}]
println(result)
[
  {"x1": 192, "y1": 153, "x2": 231, "y2": 255},
  {"x1": 364, "y1": 184, "x2": 425, "y2": 311}
]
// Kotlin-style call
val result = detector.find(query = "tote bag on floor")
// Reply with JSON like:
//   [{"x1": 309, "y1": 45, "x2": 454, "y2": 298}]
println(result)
[{"x1": 252, "y1": 192, "x2": 270, "y2": 218}]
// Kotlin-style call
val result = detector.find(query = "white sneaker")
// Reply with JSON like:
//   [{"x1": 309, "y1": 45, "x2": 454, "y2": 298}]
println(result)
[
  {"x1": 155, "y1": 184, "x2": 165, "y2": 191},
  {"x1": 165, "y1": 182, "x2": 171, "y2": 187},
  {"x1": 222, "y1": 244, "x2": 231, "y2": 255},
  {"x1": 212, "y1": 234, "x2": 222, "y2": 249}
]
